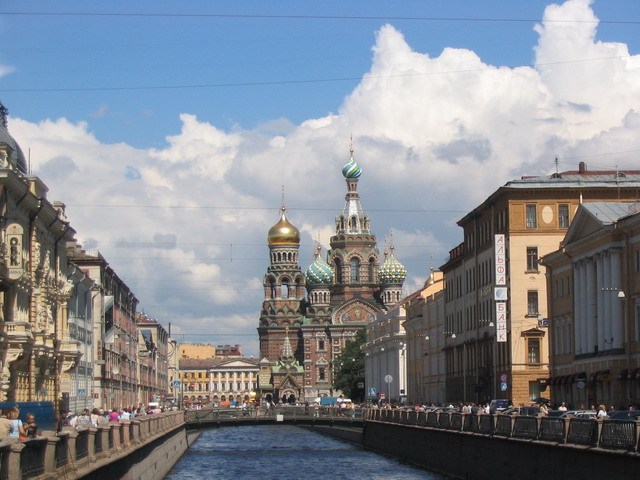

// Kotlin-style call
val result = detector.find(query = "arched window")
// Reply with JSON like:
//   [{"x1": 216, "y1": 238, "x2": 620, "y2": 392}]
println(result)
[
  {"x1": 281, "y1": 279, "x2": 289, "y2": 298},
  {"x1": 335, "y1": 259, "x2": 342, "y2": 283},
  {"x1": 368, "y1": 258, "x2": 375, "y2": 282},
  {"x1": 351, "y1": 257, "x2": 360, "y2": 283},
  {"x1": 269, "y1": 279, "x2": 276, "y2": 299},
  {"x1": 350, "y1": 216, "x2": 358, "y2": 231}
]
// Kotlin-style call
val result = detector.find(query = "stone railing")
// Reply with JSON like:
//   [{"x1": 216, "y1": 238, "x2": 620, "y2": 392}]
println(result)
[
  {"x1": 0, "y1": 410, "x2": 185, "y2": 480},
  {"x1": 365, "y1": 409, "x2": 640, "y2": 451}
]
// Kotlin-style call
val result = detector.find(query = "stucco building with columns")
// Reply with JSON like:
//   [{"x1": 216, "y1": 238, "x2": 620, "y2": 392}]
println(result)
[{"x1": 542, "y1": 202, "x2": 640, "y2": 409}]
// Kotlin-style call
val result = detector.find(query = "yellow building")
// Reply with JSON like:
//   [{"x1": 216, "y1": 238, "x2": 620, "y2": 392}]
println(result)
[
  {"x1": 180, "y1": 343, "x2": 215, "y2": 359},
  {"x1": 441, "y1": 162, "x2": 640, "y2": 406},
  {"x1": 542, "y1": 202, "x2": 640, "y2": 409},
  {"x1": 403, "y1": 270, "x2": 445, "y2": 405}
]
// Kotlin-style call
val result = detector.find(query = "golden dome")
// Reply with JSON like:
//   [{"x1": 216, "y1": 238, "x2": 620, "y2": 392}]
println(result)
[{"x1": 268, "y1": 207, "x2": 300, "y2": 245}]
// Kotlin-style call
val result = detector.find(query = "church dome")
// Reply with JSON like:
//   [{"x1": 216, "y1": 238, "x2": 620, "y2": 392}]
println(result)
[
  {"x1": 379, "y1": 246, "x2": 407, "y2": 285},
  {"x1": 268, "y1": 206, "x2": 300, "y2": 245},
  {"x1": 0, "y1": 104, "x2": 28, "y2": 174},
  {"x1": 342, "y1": 155, "x2": 362, "y2": 179},
  {"x1": 306, "y1": 247, "x2": 333, "y2": 285}
]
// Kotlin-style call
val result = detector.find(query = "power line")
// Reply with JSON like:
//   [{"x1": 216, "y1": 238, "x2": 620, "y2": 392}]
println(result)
[
  {"x1": 0, "y1": 55, "x2": 631, "y2": 93},
  {"x1": 66, "y1": 203, "x2": 467, "y2": 213},
  {"x1": 0, "y1": 11, "x2": 636, "y2": 24}
]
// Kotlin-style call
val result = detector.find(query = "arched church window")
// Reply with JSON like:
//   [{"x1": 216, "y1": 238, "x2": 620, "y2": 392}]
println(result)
[
  {"x1": 350, "y1": 216, "x2": 357, "y2": 231},
  {"x1": 368, "y1": 258, "x2": 375, "y2": 282},
  {"x1": 281, "y1": 279, "x2": 289, "y2": 298},
  {"x1": 269, "y1": 280, "x2": 276, "y2": 299},
  {"x1": 335, "y1": 259, "x2": 342, "y2": 283},
  {"x1": 351, "y1": 258, "x2": 360, "y2": 283}
]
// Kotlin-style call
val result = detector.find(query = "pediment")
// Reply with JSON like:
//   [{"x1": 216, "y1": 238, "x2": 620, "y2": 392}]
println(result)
[{"x1": 332, "y1": 298, "x2": 381, "y2": 325}]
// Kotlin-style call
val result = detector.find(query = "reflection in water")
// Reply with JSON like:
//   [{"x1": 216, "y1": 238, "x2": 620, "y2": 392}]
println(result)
[{"x1": 166, "y1": 425, "x2": 443, "y2": 480}]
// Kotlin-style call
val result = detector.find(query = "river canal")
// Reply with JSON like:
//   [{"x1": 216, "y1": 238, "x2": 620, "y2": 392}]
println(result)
[{"x1": 166, "y1": 425, "x2": 444, "y2": 480}]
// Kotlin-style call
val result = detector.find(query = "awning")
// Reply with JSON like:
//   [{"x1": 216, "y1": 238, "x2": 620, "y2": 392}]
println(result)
[
  {"x1": 596, "y1": 370, "x2": 611, "y2": 382},
  {"x1": 631, "y1": 368, "x2": 640, "y2": 380}
]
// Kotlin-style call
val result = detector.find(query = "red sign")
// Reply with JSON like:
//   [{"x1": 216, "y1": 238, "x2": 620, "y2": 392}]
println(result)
[{"x1": 380, "y1": 392, "x2": 386, "y2": 398}]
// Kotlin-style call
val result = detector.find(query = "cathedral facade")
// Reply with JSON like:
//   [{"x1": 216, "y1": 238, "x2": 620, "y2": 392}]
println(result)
[{"x1": 257, "y1": 149, "x2": 406, "y2": 402}]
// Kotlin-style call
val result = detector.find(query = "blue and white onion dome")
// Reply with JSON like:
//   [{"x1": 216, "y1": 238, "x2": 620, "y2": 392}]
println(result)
[
  {"x1": 306, "y1": 246, "x2": 334, "y2": 285},
  {"x1": 341, "y1": 154, "x2": 362, "y2": 179},
  {"x1": 379, "y1": 245, "x2": 407, "y2": 285}
]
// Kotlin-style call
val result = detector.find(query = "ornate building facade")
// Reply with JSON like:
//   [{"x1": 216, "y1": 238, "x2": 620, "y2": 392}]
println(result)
[
  {"x1": 0, "y1": 103, "x2": 78, "y2": 407},
  {"x1": 257, "y1": 148, "x2": 406, "y2": 401}
]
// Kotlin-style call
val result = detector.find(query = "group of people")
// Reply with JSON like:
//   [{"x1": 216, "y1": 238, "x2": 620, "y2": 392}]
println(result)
[
  {"x1": 0, "y1": 407, "x2": 38, "y2": 440},
  {"x1": 57, "y1": 403, "x2": 165, "y2": 432}
]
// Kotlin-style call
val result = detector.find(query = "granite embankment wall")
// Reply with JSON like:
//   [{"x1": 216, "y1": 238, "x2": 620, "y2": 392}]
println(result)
[
  {"x1": 0, "y1": 410, "x2": 189, "y2": 480},
  {"x1": 362, "y1": 421, "x2": 640, "y2": 480}
]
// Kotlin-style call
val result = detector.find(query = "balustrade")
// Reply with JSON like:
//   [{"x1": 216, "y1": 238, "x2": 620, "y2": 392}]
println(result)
[
  {"x1": 365, "y1": 408, "x2": 640, "y2": 452},
  {"x1": 0, "y1": 411, "x2": 185, "y2": 479}
]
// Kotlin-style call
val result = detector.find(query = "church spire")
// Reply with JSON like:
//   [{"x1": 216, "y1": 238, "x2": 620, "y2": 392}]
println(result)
[{"x1": 336, "y1": 141, "x2": 370, "y2": 235}]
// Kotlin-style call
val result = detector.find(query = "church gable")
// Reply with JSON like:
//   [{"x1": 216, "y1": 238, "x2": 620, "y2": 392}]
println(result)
[{"x1": 332, "y1": 298, "x2": 381, "y2": 324}]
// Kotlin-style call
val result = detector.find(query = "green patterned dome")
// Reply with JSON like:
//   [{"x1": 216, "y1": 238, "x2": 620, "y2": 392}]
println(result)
[
  {"x1": 306, "y1": 247, "x2": 333, "y2": 285},
  {"x1": 379, "y1": 245, "x2": 407, "y2": 285},
  {"x1": 342, "y1": 155, "x2": 362, "y2": 179}
]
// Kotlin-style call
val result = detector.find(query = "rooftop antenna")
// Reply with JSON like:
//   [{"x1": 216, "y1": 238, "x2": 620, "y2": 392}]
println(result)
[{"x1": 555, "y1": 156, "x2": 559, "y2": 176}]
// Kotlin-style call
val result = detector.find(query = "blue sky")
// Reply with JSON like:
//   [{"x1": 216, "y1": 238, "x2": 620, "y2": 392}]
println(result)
[{"x1": 1, "y1": 0, "x2": 639, "y2": 356}]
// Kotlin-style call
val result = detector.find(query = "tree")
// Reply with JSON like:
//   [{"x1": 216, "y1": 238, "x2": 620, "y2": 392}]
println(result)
[{"x1": 332, "y1": 329, "x2": 365, "y2": 401}]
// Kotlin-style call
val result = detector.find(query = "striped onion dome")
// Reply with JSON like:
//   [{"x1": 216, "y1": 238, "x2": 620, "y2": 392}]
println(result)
[
  {"x1": 379, "y1": 245, "x2": 407, "y2": 285},
  {"x1": 342, "y1": 154, "x2": 362, "y2": 179},
  {"x1": 306, "y1": 246, "x2": 333, "y2": 285}
]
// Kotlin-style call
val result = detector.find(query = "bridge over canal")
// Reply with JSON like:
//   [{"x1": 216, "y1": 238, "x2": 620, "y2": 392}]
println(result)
[{"x1": 184, "y1": 405, "x2": 365, "y2": 430}]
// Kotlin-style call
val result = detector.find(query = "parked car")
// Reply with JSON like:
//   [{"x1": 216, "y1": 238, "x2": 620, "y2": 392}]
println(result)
[
  {"x1": 607, "y1": 410, "x2": 640, "y2": 420},
  {"x1": 489, "y1": 399, "x2": 510, "y2": 414},
  {"x1": 560, "y1": 410, "x2": 595, "y2": 418}
]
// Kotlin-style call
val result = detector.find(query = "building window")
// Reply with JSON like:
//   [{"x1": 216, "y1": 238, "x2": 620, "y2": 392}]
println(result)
[
  {"x1": 318, "y1": 339, "x2": 325, "y2": 351},
  {"x1": 526, "y1": 204, "x2": 537, "y2": 229},
  {"x1": 527, "y1": 290, "x2": 539, "y2": 316},
  {"x1": 335, "y1": 259, "x2": 342, "y2": 283},
  {"x1": 528, "y1": 338, "x2": 540, "y2": 364},
  {"x1": 559, "y1": 204, "x2": 570, "y2": 228},
  {"x1": 350, "y1": 257, "x2": 360, "y2": 283},
  {"x1": 281, "y1": 279, "x2": 289, "y2": 298},
  {"x1": 526, "y1": 247, "x2": 538, "y2": 272},
  {"x1": 319, "y1": 367, "x2": 326, "y2": 381}
]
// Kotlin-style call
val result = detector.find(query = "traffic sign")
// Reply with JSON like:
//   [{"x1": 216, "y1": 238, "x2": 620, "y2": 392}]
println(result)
[
  {"x1": 172, "y1": 380, "x2": 182, "y2": 389},
  {"x1": 368, "y1": 387, "x2": 377, "y2": 396},
  {"x1": 500, "y1": 382, "x2": 508, "y2": 391},
  {"x1": 500, "y1": 374, "x2": 508, "y2": 382}
]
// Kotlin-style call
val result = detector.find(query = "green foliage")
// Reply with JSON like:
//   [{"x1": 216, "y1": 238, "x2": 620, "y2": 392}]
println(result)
[{"x1": 332, "y1": 329, "x2": 365, "y2": 401}]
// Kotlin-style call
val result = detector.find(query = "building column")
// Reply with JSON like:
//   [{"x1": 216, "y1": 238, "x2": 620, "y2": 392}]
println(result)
[
  {"x1": 574, "y1": 260, "x2": 584, "y2": 355},
  {"x1": 586, "y1": 258, "x2": 597, "y2": 354},
  {"x1": 610, "y1": 249, "x2": 624, "y2": 349},
  {"x1": 596, "y1": 253, "x2": 605, "y2": 352},
  {"x1": 603, "y1": 251, "x2": 613, "y2": 351}
]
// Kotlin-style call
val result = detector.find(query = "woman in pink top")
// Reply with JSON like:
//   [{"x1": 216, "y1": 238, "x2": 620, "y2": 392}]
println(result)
[{"x1": 108, "y1": 408, "x2": 120, "y2": 422}]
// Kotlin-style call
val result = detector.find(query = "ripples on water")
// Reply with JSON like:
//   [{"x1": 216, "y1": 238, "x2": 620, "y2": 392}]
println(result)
[{"x1": 166, "y1": 425, "x2": 443, "y2": 480}]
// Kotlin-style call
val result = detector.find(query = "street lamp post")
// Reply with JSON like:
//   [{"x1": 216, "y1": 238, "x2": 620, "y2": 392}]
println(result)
[{"x1": 384, "y1": 374, "x2": 393, "y2": 405}]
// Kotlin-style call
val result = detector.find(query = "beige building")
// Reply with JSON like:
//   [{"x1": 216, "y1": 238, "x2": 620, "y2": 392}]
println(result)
[
  {"x1": 179, "y1": 357, "x2": 259, "y2": 406},
  {"x1": 0, "y1": 104, "x2": 78, "y2": 410},
  {"x1": 403, "y1": 271, "x2": 445, "y2": 404},
  {"x1": 180, "y1": 343, "x2": 215, "y2": 359},
  {"x1": 542, "y1": 202, "x2": 640, "y2": 409},
  {"x1": 441, "y1": 163, "x2": 640, "y2": 406}
]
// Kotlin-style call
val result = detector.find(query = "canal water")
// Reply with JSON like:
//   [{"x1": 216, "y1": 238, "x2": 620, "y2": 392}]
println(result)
[{"x1": 166, "y1": 425, "x2": 444, "y2": 480}]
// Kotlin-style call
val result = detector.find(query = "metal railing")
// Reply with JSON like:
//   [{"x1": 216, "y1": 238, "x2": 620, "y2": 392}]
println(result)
[
  {"x1": 364, "y1": 409, "x2": 640, "y2": 451},
  {"x1": 185, "y1": 405, "x2": 365, "y2": 424}
]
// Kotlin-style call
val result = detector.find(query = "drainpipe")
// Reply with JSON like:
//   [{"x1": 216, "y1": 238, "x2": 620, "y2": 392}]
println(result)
[
  {"x1": 27, "y1": 200, "x2": 44, "y2": 402},
  {"x1": 52, "y1": 221, "x2": 70, "y2": 412}
]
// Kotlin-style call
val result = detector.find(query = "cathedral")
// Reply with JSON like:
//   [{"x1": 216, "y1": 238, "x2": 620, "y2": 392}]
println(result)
[{"x1": 257, "y1": 147, "x2": 407, "y2": 403}]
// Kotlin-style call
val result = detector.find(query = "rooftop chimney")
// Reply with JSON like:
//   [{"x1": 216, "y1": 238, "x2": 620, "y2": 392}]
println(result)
[{"x1": 578, "y1": 161, "x2": 587, "y2": 173}]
